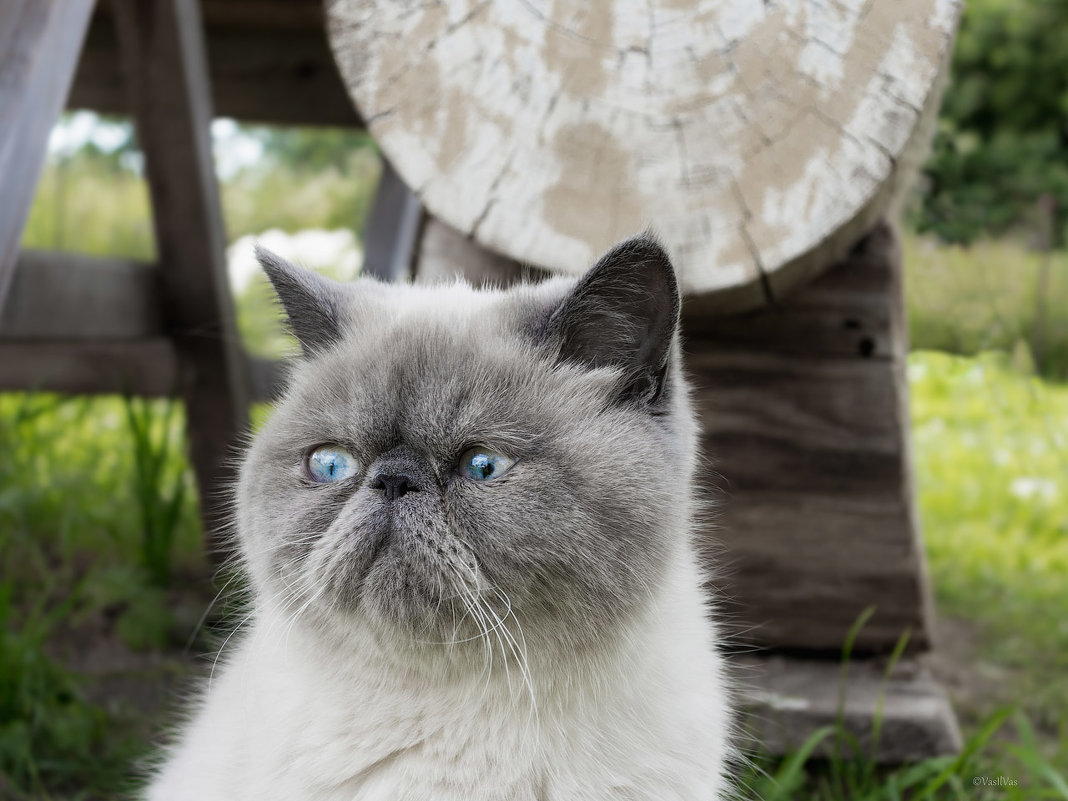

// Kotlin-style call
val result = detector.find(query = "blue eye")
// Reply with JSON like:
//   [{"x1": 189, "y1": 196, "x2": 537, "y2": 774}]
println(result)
[
  {"x1": 459, "y1": 447, "x2": 516, "y2": 482},
  {"x1": 305, "y1": 445, "x2": 360, "y2": 484}
]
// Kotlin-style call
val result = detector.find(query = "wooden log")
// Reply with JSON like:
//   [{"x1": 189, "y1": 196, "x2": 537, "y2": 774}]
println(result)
[
  {"x1": 0, "y1": 340, "x2": 284, "y2": 402},
  {"x1": 327, "y1": 0, "x2": 961, "y2": 313},
  {"x1": 0, "y1": 251, "x2": 163, "y2": 340},
  {"x1": 69, "y1": 2, "x2": 361, "y2": 127},
  {"x1": 688, "y1": 222, "x2": 933, "y2": 654},
  {"x1": 112, "y1": 0, "x2": 251, "y2": 559},
  {"x1": 0, "y1": 0, "x2": 95, "y2": 314},
  {"x1": 416, "y1": 216, "x2": 548, "y2": 288},
  {"x1": 361, "y1": 159, "x2": 424, "y2": 281},
  {"x1": 739, "y1": 654, "x2": 961, "y2": 763}
]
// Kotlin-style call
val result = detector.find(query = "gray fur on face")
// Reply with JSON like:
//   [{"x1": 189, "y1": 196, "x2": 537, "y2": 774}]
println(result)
[{"x1": 239, "y1": 236, "x2": 698, "y2": 661}]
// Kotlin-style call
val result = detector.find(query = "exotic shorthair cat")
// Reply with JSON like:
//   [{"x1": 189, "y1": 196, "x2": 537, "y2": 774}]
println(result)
[{"x1": 146, "y1": 236, "x2": 734, "y2": 800}]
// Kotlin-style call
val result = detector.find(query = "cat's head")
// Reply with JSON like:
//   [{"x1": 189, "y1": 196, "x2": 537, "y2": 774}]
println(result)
[{"x1": 237, "y1": 236, "x2": 697, "y2": 660}]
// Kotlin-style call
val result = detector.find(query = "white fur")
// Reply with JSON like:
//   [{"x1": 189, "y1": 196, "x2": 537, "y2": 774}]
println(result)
[{"x1": 147, "y1": 545, "x2": 732, "y2": 800}]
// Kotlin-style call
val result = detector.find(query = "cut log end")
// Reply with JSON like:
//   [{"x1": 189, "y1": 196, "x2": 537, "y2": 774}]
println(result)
[{"x1": 327, "y1": 0, "x2": 961, "y2": 311}]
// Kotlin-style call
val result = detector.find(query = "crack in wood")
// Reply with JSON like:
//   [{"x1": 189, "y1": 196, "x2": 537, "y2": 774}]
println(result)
[
  {"x1": 470, "y1": 147, "x2": 517, "y2": 239},
  {"x1": 328, "y1": 0, "x2": 960, "y2": 313}
]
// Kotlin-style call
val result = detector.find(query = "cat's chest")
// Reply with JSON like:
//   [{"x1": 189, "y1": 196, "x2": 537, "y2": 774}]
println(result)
[{"x1": 243, "y1": 670, "x2": 545, "y2": 801}]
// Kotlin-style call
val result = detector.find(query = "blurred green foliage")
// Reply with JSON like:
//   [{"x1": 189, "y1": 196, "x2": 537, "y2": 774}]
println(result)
[
  {"x1": 903, "y1": 235, "x2": 1068, "y2": 379},
  {"x1": 911, "y1": 351, "x2": 1068, "y2": 730},
  {"x1": 20, "y1": 121, "x2": 379, "y2": 259},
  {"x1": 220, "y1": 129, "x2": 379, "y2": 236},
  {"x1": 0, "y1": 394, "x2": 203, "y2": 797},
  {"x1": 915, "y1": 0, "x2": 1068, "y2": 244},
  {"x1": 0, "y1": 587, "x2": 137, "y2": 800}
]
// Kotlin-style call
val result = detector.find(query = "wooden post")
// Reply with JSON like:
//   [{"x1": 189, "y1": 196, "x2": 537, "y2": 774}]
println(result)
[
  {"x1": 685, "y1": 222, "x2": 935, "y2": 654},
  {"x1": 361, "y1": 158, "x2": 424, "y2": 282},
  {"x1": 111, "y1": 0, "x2": 250, "y2": 559},
  {"x1": 0, "y1": 0, "x2": 95, "y2": 314}
]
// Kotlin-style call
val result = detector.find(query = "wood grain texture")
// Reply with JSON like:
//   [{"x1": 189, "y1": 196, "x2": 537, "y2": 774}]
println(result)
[
  {"x1": 0, "y1": 251, "x2": 163, "y2": 340},
  {"x1": 0, "y1": 0, "x2": 95, "y2": 313},
  {"x1": 0, "y1": 339, "x2": 284, "y2": 402},
  {"x1": 112, "y1": 0, "x2": 251, "y2": 558},
  {"x1": 327, "y1": 0, "x2": 961, "y2": 312},
  {"x1": 69, "y1": 2, "x2": 361, "y2": 126},
  {"x1": 407, "y1": 218, "x2": 933, "y2": 654},
  {"x1": 689, "y1": 222, "x2": 934, "y2": 653},
  {"x1": 739, "y1": 654, "x2": 961, "y2": 762}
]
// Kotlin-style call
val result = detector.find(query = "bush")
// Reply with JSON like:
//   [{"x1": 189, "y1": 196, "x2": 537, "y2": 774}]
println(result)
[{"x1": 914, "y1": 0, "x2": 1068, "y2": 245}]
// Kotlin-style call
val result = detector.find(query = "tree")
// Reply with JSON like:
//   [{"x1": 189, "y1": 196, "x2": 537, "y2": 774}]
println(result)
[{"x1": 915, "y1": 0, "x2": 1068, "y2": 245}]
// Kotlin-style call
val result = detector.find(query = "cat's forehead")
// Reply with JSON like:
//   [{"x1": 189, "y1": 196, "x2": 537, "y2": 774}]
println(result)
[
  {"x1": 338, "y1": 276, "x2": 574, "y2": 384},
  {"x1": 275, "y1": 275, "x2": 596, "y2": 454}
]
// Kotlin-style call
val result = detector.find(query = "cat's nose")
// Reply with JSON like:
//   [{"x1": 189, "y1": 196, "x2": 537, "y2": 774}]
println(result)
[
  {"x1": 370, "y1": 472, "x2": 419, "y2": 501},
  {"x1": 366, "y1": 445, "x2": 434, "y2": 501}
]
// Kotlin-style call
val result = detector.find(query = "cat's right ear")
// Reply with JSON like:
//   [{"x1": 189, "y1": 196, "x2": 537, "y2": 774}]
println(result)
[
  {"x1": 542, "y1": 234, "x2": 680, "y2": 407},
  {"x1": 256, "y1": 246, "x2": 349, "y2": 357}
]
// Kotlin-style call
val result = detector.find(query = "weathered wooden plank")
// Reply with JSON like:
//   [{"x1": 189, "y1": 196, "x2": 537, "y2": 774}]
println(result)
[
  {"x1": 684, "y1": 231, "x2": 899, "y2": 359},
  {"x1": 0, "y1": 251, "x2": 163, "y2": 340},
  {"x1": 0, "y1": 340, "x2": 179, "y2": 396},
  {"x1": 112, "y1": 0, "x2": 251, "y2": 558},
  {"x1": 361, "y1": 158, "x2": 423, "y2": 281},
  {"x1": 0, "y1": 340, "x2": 284, "y2": 401},
  {"x1": 69, "y1": 4, "x2": 361, "y2": 127},
  {"x1": 687, "y1": 222, "x2": 933, "y2": 654},
  {"x1": 0, "y1": 0, "x2": 96, "y2": 315},
  {"x1": 739, "y1": 654, "x2": 961, "y2": 762}
]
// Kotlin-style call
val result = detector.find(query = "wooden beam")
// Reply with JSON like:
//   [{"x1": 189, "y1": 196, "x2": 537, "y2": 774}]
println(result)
[
  {"x1": 0, "y1": 339, "x2": 285, "y2": 401},
  {"x1": 112, "y1": 0, "x2": 251, "y2": 559},
  {"x1": 739, "y1": 654, "x2": 961, "y2": 763},
  {"x1": 0, "y1": 340, "x2": 179, "y2": 396},
  {"x1": 686, "y1": 223, "x2": 935, "y2": 655},
  {"x1": 361, "y1": 158, "x2": 424, "y2": 281},
  {"x1": 0, "y1": 0, "x2": 96, "y2": 316},
  {"x1": 70, "y1": 4, "x2": 362, "y2": 127},
  {"x1": 0, "y1": 250, "x2": 163, "y2": 340},
  {"x1": 0, "y1": 249, "x2": 286, "y2": 400}
]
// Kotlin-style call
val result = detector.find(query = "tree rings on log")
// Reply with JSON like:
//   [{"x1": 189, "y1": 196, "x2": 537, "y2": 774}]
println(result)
[{"x1": 327, "y1": 0, "x2": 960, "y2": 312}]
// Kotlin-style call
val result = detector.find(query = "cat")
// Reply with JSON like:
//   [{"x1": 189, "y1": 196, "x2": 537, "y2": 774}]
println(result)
[{"x1": 145, "y1": 235, "x2": 735, "y2": 800}]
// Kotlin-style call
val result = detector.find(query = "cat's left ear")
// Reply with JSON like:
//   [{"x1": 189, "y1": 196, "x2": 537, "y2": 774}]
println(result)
[
  {"x1": 256, "y1": 246, "x2": 350, "y2": 357},
  {"x1": 545, "y1": 234, "x2": 680, "y2": 406}
]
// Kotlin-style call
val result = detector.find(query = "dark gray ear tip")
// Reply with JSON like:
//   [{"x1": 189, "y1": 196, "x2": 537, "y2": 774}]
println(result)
[
  {"x1": 252, "y1": 244, "x2": 346, "y2": 357},
  {"x1": 597, "y1": 233, "x2": 680, "y2": 314},
  {"x1": 601, "y1": 234, "x2": 676, "y2": 279},
  {"x1": 603, "y1": 232, "x2": 669, "y2": 261},
  {"x1": 253, "y1": 243, "x2": 279, "y2": 268},
  {"x1": 254, "y1": 244, "x2": 296, "y2": 287}
]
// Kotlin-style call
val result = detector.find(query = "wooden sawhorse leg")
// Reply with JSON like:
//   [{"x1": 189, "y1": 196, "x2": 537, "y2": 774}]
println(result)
[{"x1": 112, "y1": 0, "x2": 250, "y2": 559}]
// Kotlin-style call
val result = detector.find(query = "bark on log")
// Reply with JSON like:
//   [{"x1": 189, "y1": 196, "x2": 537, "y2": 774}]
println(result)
[{"x1": 327, "y1": 0, "x2": 960, "y2": 312}]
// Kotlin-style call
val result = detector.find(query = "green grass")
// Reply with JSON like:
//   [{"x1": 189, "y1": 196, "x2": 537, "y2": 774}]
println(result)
[
  {"x1": 20, "y1": 131, "x2": 379, "y2": 263},
  {"x1": 910, "y1": 351, "x2": 1068, "y2": 729},
  {"x1": 904, "y1": 235, "x2": 1068, "y2": 380},
  {"x1": 0, "y1": 394, "x2": 205, "y2": 798}
]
